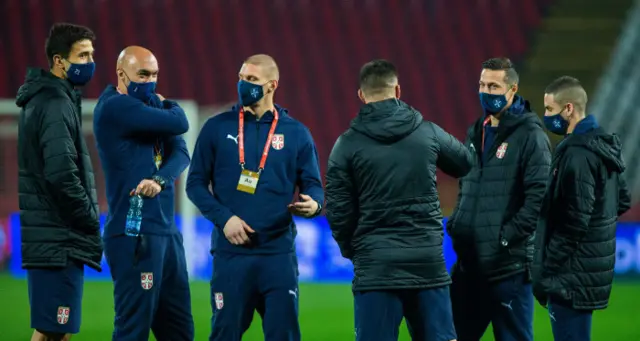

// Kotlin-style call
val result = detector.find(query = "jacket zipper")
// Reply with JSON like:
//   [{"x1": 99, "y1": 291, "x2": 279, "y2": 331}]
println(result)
[{"x1": 255, "y1": 121, "x2": 261, "y2": 167}]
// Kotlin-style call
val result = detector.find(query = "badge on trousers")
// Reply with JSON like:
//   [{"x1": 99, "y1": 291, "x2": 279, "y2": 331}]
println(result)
[
  {"x1": 215, "y1": 292, "x2": 224, "y2": 309},
  {"x1": 57, "y1": 306, "x2": 70, "y2": 325}
]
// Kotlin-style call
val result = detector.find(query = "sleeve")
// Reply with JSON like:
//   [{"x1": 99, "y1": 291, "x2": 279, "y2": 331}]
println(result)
[
  {"x1": 445, "y1": 130, "x2": 473, "y2": 234},
  {"x1": 430, "y1": 122, "x2": 474, "y2": 178},
  {"x1": 325, "y1": 135, "x2": 358, "y2": 259},
  {"x1": 544, "y1": 153, "x2": 596, "y2": 269},
  {"x1": 296, "y1": 127, "x2": 324, "y2": 214},
  {"x1": 617, "y1": 174, "x2": 632, "y2": 216},
  {"x1": 185, "y1": 120, "x2": 235, "y2": 229},
  {"x1": 40, "y1": 98, "x2": 100, "y2": 232},
  {"x1": 103, "y1": 95, "x2": 189, "y2": 136},
  {"x1": 500, "y1": 128, "x2": 552, "y2": 246},
  {"x1": 154, "y1": 135, "x2": 191, "y2": 183}
]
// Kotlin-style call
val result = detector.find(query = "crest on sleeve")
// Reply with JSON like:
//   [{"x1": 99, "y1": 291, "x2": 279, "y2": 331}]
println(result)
[
  {"x1": 57, "y1": 306, "x2": 70, "y2": 325},
  {"x1": 496, "y1": 142, "x2": 508, "y2": 159},
  {"x1": 271, "y1": 134, "x2": 284, "y2": 150},
  {"x1": 214, "y1": 292, "x2": 224, "y2": 309},
  {"x1": 141, "y1": 272, "x2": 154, "y2": 290}
]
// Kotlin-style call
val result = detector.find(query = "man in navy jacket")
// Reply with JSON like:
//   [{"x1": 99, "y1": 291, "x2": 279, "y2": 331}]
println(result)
[
  {"x1": 187, "y1": 54, "x2": 324, "y2": 341},
  {"x1": 94, "y1": 46, "x2": 194, "y2": 341}
]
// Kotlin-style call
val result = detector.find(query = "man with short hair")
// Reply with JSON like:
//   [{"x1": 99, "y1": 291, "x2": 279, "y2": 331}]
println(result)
[
  {"x1": 326, "y1": 59, "x2": 473, "y2": 341},
  {"x1": 187, "y1": 54, "x2": 324, "y2": 341},
  {"x1": 533, "y1": 76, "x2": 631, "y2": 341},
  {"x1": 447, "y1": 57, "x2": 551, "y2": 341},
  {"x1": 94, "y1": 46, "x2": 194, "y2": 341},
  {"x1": 16, "y1": 22, "x2": 102, "y2": 341}
]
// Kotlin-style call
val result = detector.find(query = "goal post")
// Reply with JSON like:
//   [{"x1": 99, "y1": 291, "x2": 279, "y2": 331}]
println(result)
[{"x1": 0, "y1": 98, "x2": 200, "y2": 280}]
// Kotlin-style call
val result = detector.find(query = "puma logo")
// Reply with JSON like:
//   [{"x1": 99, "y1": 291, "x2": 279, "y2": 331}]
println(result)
[
  {"x1": 226, "y1": 134, "x2": 238, "y2": 144},
  {"x1": 288, "y1": 289, "x2": 298, "y2": 298}
]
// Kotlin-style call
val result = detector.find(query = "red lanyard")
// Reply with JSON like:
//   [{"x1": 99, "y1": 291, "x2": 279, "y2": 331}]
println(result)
[
  {"x1": 238, "y1": 107, "x2": 279, "y2": 172},
  {"x1": 481, "y1": 116, "x2": 492, "y2": 152}
]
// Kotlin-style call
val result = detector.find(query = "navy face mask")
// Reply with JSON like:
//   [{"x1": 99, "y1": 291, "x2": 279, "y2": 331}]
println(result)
[
  {"x1": 479, "y1": 91, "x2": 509, "y2": 115},
  {"x1": 543, "y1": 109, "x2": 569, "y2": 135},
  {"x1": 237, "y1": 80, "x2": 266, "y2": 106},
  {"x1": 123, "y1": 71, "x2": 157, "y2": 102},
  {"x1": 65, "y1": 61, "x2": 96, "y2": 86}
]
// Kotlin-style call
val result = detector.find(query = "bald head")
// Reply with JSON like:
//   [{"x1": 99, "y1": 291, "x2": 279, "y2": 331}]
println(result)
[
  {"x1": 243, "y1": 54, "x2": 279, "y2": 81},
  {"x1": 116, "y1": 46, "x2": 159, "y2": 92}
]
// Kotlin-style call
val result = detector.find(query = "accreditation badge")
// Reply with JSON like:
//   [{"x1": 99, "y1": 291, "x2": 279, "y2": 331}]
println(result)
[
  {"x1": 237, "y1": 169, "x2": 260, "y2": 194},
  {"x1": 154, "y1": 154, "x2": 163, "y2": 170}
]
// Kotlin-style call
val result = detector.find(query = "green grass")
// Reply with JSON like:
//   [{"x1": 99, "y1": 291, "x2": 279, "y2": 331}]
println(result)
[{"x1": 0, "y1": 274, "x2": 638, "y2": 340}]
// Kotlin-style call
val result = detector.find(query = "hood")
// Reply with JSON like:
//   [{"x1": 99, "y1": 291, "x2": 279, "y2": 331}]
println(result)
[
  {"x1": 350, "y1": 98, "x2": 423, "y2": 143},
  {"x1": 560, "y1": 116, "x2": 625, "y2": 173},
  {"x1": 16, "y1": 68, "x2": 76, "y2": 107}
]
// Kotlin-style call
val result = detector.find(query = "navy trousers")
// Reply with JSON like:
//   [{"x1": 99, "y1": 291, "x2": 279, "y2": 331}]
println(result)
[
  {"x1": 27, "y1": 261, "x2": 84, "y2": 334},
  {"x1": 354, "y1": 286, "x2": 457, "y2": 341},
  {"x1": 450, "y1": 271, "x2": 534, "y2": 341},
  {"x1": 548, "y1": 299, "x2": 593, "y2": 341},
  {"x1": 105, "y1": 233, "x2": 194, "y2": 341},
  {"x1": 210, "y1": 252, "x2": 299, "y2": 341}
]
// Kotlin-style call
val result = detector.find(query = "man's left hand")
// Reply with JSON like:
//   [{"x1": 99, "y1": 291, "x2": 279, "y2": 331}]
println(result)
[
  {"x1": 135, "y1": 179, "x2": 162, "y2": 198},
  {"x1": 288, "y1": 194, "x2": 319, "y2": 218}
]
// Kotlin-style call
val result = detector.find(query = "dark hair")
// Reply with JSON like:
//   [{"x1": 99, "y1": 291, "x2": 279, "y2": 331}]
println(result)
[
  {"x1": 45, "y1": 23, "x2": 96, "y2": 68},
  {"x1": 545, "y1": 76, "x2": 588, "y2": 112},
  {"x1": 359, "y1": 59, "x2": 398, "y2": 95},
  {"x1": 481, "y1": 57, "x2": 519, "y2": 85}
]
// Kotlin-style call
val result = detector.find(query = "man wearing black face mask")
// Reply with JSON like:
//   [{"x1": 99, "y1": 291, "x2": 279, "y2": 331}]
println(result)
[
  {"x1": 533, "y1": 76, "x2": 631, "y2": 341},
  {"x1": 94, "y1": 46, "x2": 194, "y2": 341},
  {"x1": 187, "y1": 54, "x2": 324, "y2": 341},
  {"x1": 16, "y1": 22, "x2": 102, "y2": 341},
  {"x1": 447, "y1": 57, "x2": 551, "y2": 341}
]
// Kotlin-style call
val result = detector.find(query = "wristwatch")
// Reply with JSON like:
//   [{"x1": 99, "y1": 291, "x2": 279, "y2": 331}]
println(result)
[
  {"x1": 312, "y1": 202, "x2": 323, "y2": 217},
  {"x1": 150, "y1": 175, "x2": 167, "y2": 191}
]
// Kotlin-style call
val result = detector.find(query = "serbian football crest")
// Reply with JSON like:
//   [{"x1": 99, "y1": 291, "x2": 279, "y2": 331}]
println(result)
[
  {"x1": 271, "y1": 134, "x2": 284, "y2": 150},
  {"x1": 496, "y1": 142, "x2": 508, "y2": 159},
  {"x1": 57, "y1": 306, "x2": 70, "y2": 325},
  {"x1": 214, "y1": 292, "x2": 224, "y2": 309},
  {"x1": 141, "y1": 272, "x2": 154, "y2": 290}
]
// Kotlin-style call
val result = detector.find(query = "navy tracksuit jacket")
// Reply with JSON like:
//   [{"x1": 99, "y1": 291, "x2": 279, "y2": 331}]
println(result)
[
  {"x1": 94, "y1": 85, "x2": 194, "y2": 341},
  {"x1": 186, "y1": 105, "x2": 324, "y2": 340}
]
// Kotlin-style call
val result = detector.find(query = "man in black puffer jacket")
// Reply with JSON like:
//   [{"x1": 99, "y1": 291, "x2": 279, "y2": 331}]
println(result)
[
  {"x1": 447, "y1": 58, "x2": 551, "y2": 341},
  {"x1": 326, "y1": 60, "x2": 473, "y2": 341},
  {"x1": 16, "y1": 23, "x2": 102, "y2": 341},
  {"x1": 533, "y1": 76, "x2": 631, "y2": 341}
]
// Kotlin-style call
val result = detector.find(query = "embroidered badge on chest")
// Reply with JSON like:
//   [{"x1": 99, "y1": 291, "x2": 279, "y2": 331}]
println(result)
[
  {"x1": 271, "y1": 134, "x2": 284, "y2": 150},
  {"x1": 496, "y1": 142, "x2": 508, "y2": 159}
]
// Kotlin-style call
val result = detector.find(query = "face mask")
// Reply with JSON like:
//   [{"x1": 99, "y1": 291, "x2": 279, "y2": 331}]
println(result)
[
  {"x1": 127, "y1": 80, "x2": 157, "y2": 102},
  {"x1": 479, "y1": 90, "x2": 510, "y2": 115},
  {"x1": 122, "y1": 71, "x2": 157, "y2": 102},
  {"x1": 237, "y1": 80, "x2": 266, "y2": 106},
  {"x1": 65, "y1": 61, "x2": 96, "y2": 86},
  {"x1": 543, "y1": 109, "x2": 569, "y2": 135}
]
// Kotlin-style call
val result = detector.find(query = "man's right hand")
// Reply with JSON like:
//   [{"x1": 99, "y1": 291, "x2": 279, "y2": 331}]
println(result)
[
  {"x1": 156, "y1": 93, "x2": 166, "y2": 101},
  {"x1": 223, "y1": 216, "x2": 255, "y2": 245}
]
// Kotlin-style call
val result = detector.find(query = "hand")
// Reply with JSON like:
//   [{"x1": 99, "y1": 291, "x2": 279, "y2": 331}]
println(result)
[
  {"x1": 156, "y1": 93, "x2": 165, "y2": 101},
  {"x1": 135, "y1": 179, "x2": 162, "y2": 198},
  {"x1": 287, "y1": 194, "x2": 319, "y2": 218},
  {"x1": 223, "y1": 216, "x2": 255, "y2": 245}
]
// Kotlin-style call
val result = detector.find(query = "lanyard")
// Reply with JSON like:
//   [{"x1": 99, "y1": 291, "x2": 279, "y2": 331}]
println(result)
[
  {"x1": 238, "y1": 107, "x2": 279, "y2": 172},
  {"x1": 481, "y1": 116, "x2": 492, "y2": 152}
]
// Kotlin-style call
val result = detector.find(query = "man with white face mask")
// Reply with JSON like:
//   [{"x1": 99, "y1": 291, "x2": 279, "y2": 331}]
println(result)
[{"x1": 447, "y1": 57, "x2": 551, "y2": 341}]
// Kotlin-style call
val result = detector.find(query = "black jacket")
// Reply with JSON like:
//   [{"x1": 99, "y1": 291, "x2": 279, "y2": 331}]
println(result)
[
  {"x1": 448, "y1": 96, "x2": 552, "y2": 281},
  {"x1": 326, "y1": 99, "x2": 473, "y2": 291},
  {"x1": 532, "y1": 117, "x2": 631, "y2": 310},
  {"x1": 16, "y1": 68, "x2": 102, "y2": 271}
]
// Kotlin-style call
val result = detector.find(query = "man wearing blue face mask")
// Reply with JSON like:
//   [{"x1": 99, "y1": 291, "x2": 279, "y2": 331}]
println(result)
[
  {"x1": 187, "y1": 54, "x2": 324, "y2": 341},
  {"x1": 533, "y1": 76, "x2": 631, "y2": 341},
  {"x1": 16, "y1": 22, "x2": 102, "y2": 341},
  {"x1": 447, "y1": 57, "x2": 551, "y2": 341},
  {"x1": 94, "y1": 46, "x2": 194, "y2": 341}
]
